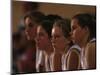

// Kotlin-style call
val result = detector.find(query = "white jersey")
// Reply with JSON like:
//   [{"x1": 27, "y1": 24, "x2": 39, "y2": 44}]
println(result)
[
  {"x1": 50, "y1": 52, "x2": 62, "y2": 71},
  {"x1": 62, "y1": 44, "x2": 81, "y2": 70},
  {"x1": 81, "y1": 48, "x2": 87, "y2": 69},
  {"x1": 62, "y1": 53, "x2": 68, "y2": 70},
  {"x1": 43, "y1": 51, "x2": 51, "y2": 72},
  {"x1": 36, "y1": 49, "x2": 51, "y2": 72},
  {"x1": 49, "y1": 52, "x2": 55, "y2": 71},
  {"x1": 36, "y1": 49, "x2": 43, "y2": 72},
  {"x1": 50, "y1": 44, "x2": 81, "y2": 71}
]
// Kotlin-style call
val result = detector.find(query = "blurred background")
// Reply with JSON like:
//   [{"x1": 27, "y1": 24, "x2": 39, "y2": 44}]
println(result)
[{"x1": 12, "y1": 1, "x2": 96, "y2": 33}]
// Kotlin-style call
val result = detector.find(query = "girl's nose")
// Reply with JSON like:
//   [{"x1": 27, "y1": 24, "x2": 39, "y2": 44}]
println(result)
[
  {"x1": 51, "y1": 36, "x2": 56, "y2": 44},
  {"x1": 35, "y1": 35, "x2": 39, "y2": 42}
]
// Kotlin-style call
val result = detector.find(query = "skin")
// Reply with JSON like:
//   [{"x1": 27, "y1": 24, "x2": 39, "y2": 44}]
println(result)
[
  {"x1": 71, "y1": 18, "x2": 96, "y2": 69},
  {"x1": 71, "y1": 18, "x2": 89, "y2": 48},
  {"x1": 51, "y1": 26, "x2": 70, "y2": 71},
  {"x1": 36, "y1": 25, "x2": 53, "y2": 54},
  {"x1": 85, "y1": 42, "x2": 96, "y2": 69},
  {"x1": 36, "y1": 25, "x2": 53, "y2": 72},
  {"x1": 16, "y1": 17, "x2": 38, "y2": 73},
  {"x1": 36, "y1": 25, "x2": 51, "y2": 51},
  {"x1": 68, "y1": 18, "x2": 88, "y2": 70},
  {"x1": 25, "y1": 17, "x2": 37, "y2": 41},
  {"x1": 67, "y1": 49, "x2": 80, "y2": 70},
  {"x1": 36, "y1": 26, "x2": 49, "y2": 50},
  {"x1": 51, "y1": 26, "x2": 69, "y2": 53}
]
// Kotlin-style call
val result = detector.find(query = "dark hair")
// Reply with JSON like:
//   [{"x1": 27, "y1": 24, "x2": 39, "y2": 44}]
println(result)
[
  {"x1": 53, "y1": 19, "x2": 71, "y2": 38},
  {"x1": 24, "y1": 11, "x2": 45, "y2": 24},
  {"x1": 46, "y1": 14, "x2": 62, "y2": 22},
  {"x1": 40, "y1": 15, "x2": 63, "y2": 38},
  {"x1": 39, "y1": 16, "x2": 56, "y2": 38},
  {"x1": 72, "y1": 13, "x2": 96, "y2": 39}
]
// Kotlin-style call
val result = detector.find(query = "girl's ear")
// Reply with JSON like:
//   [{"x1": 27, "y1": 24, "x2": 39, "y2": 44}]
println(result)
[
  {"x1": 84, "y1": 26, "x2": 89, "y2": 33},
  {"x1": 83, "y1": 26, "x2": 90, "y2": 39},
  {"x1": 66, "y1": 36, "x2": 71, "y2": 45}
]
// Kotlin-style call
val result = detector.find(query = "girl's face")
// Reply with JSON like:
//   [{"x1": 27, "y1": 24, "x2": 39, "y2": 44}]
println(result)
[
  {"x1": 51, "y1": 26, "x2": 69, "y2": 51},
  {"x1": 71, "y1": 18, "x2": 87, "y2": 45},
  {"x1": 36, "y1": 26, "x2": 50, "y2": 50},
  {"x1": 25, "y1": 17, "x2": 37, "y2": 40}
]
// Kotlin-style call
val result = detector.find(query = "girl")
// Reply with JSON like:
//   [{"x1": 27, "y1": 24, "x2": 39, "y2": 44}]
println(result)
[{"x1": 71, "y1": 13, "x2": 96, "y2": 69}]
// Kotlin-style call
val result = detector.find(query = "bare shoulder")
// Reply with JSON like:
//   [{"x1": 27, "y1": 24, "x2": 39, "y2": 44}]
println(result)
[
  {"x1": 85, "y1": 42, "x2": 96, "y2": 69},
  {"x1": 68, "y1": 48, "x2": 80, "y2": 63},
  {"x1": 67, "y1": 48, "x2": 80, "y2": 70},
  {"x1": 86, "y1": 41, "x2": 96, "y2": 53}
]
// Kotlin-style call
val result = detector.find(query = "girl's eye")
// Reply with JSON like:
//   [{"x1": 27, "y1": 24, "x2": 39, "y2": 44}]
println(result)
[
  {"x1": 55, "y1": 35, "x2": 61, "y2": 38},
  {"x1": 37, "y1": 33, "x2": 45, "y2": 37},
  {"x1": 29, "y1": 23, "x2": 34, "y2": 28},
  {"x1": 52, "y1": 35, "x2": 61, "y2": 39},
  {"x1": 72, "y1": 25, "x2": 77, "y2": 31},
  {"x1": 25, "y1": 23, "x2": 34, "y2": 29}
]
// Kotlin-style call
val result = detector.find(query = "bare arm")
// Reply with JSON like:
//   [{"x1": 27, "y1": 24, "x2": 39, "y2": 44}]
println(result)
[
  {"x1": 53, "y1": 53, "x2": 62, "y2": 71},
  {"x1": 67, "y1": 49, "x2": 80, "y2": 70},
  {"x1": 85, "y1": 42, "x2": 96, "y2": 69}
]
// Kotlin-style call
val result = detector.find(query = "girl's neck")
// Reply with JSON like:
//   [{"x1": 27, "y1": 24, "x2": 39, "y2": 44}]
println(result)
[
  {"x1": 45, "y1": 43, "x2": 54, "y2": 55},
  {"x1": 79, "y1": 34, "x2": 89, "y2": 49},
  {"x1": 54, "y1": 45, "x2": 70, "y2": 55}
]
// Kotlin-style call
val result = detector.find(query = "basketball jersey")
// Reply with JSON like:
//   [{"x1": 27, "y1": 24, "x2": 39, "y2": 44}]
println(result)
[
  {"x1": 49, "y1": 52, "x2": 55, "y2": 71},
  {"x1": 62, "y1": 44, "x2": 81, "y2": 70},
  {"x1": 36, "y1": 49, "x2": 43, "y2": 72},
  {"x1": 50, "y1": 52, "x2": 62, "y2": 71},
  {"x1": 43, "y1": 51, "x2": 51, "y2": 72}
]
